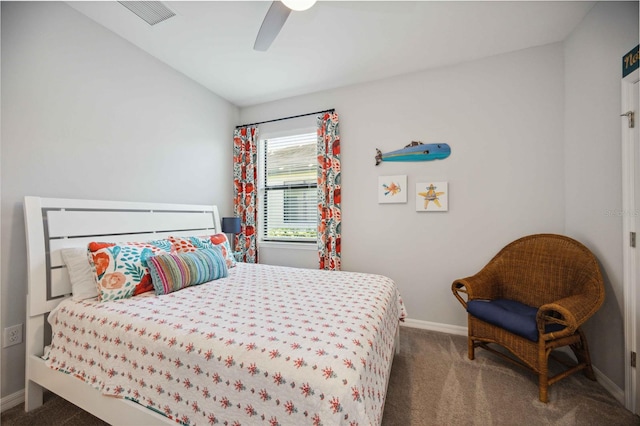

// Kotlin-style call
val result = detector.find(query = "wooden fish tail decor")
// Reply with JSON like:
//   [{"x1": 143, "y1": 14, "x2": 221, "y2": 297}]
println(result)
[{"x1": 375, "y1": 141, "x2": 451, "y2": 165}]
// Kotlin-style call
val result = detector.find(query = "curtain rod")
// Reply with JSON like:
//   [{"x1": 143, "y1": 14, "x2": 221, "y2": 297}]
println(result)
[{"x1": 235, "y1": 108, "x2": 335, "y2": 129}]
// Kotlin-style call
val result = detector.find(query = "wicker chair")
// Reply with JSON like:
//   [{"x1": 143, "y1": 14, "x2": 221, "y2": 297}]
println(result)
[{"x1": 451, "y1": 234, "x2": 605, "y2": 403}]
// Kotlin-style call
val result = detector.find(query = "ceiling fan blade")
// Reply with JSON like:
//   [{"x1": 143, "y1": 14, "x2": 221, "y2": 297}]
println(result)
[{"x1": 254, "y1": 1, "x2": 291, "y2": 51}]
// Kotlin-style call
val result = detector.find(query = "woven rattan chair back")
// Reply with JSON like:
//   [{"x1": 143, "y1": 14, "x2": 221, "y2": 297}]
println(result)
[{"x1": 487, "y1": 234, "x2": 604, "y2": 314}]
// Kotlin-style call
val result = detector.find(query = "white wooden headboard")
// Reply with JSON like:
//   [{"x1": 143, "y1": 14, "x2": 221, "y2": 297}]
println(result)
[
  {"x1": 23, "y1": 196, "x2": 221, "y2": 316},
  {"x1": 23, "y1": 196, "x2": 222, "y2": 419}
]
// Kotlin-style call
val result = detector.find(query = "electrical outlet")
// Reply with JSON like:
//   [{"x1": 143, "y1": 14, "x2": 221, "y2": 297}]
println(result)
[{"x1": 3, "y1": 324, "x2": 23, "y2": 348}]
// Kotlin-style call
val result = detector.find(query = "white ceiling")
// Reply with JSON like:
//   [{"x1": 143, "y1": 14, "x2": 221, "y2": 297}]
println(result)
[{"x1": 67, "y1": 1, "x2": 595, "y2": 107}]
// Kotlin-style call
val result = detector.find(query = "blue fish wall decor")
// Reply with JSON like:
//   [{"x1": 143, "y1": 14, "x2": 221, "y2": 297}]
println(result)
[{"x1": 375, "y1": 141, "x2": 451, "y2": 165}]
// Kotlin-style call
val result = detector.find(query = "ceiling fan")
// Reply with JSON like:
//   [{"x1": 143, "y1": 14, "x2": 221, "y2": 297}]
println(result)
[{"x1": 254, "y1": 0, "x2": 317, "y2": 51}]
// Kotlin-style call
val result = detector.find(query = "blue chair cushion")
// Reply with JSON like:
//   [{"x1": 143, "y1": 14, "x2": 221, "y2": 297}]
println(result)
[{"x1": 467, "y1": 299, "x2": 565, "y2": 342}]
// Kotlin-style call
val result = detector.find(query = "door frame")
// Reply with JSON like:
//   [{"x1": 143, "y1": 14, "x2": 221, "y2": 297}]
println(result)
[{"x1": 622, "y1": 67, "x2": 639, "y2": 412}]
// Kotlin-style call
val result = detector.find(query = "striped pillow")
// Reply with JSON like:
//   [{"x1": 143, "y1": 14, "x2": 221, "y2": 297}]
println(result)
[{"x1": 147, "y1": 247, "x2": 228, "y2": 295}]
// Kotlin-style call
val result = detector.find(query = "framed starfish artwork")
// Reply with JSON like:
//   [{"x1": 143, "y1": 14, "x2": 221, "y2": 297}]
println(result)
[
  {"x1": 378, "y1": 175, "x2": 407, "y2": 204},
  {"x1": 416, "y1": 181, "x2": 448, "y2": 211}
]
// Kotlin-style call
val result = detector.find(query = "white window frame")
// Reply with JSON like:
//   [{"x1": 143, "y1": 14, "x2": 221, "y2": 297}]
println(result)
[{"x1": 257, "y1": 122, "x2": 318, "y2": 247}]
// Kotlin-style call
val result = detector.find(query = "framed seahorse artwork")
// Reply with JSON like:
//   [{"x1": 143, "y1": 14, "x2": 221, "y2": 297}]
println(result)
[
  {"x1": 378, "y1": 175, "x2": 407, "y2": 204},
  {"x1": 416, "y1": 181, "x2": 448, "y2": 211}
]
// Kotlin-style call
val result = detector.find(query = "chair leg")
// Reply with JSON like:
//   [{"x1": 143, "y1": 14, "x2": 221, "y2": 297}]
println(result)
[
  {"x1": 538, "y1": 376, "x2": 549, "y2": 403},
  {"x1": 538, "y1": 343, "x2": 549, "y2": 403},
  {"x1": 467, "y1": 317, "x2": 475, "y2": 360},
  {"x1": 571, "y1": 329, "x2": 596, "y2": 381}
]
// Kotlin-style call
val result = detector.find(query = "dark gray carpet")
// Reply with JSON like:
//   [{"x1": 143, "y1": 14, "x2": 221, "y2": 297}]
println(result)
[{"x1": 2, "y1": 326, "x2": 639, "y2": 425}]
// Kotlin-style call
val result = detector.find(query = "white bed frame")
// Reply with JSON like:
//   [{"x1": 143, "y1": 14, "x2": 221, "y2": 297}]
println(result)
[
  {"x1": 23, "y1": 196, "x2": 221, "y2": 424},
  {"x1": 23, "y1": 196, "x2": 400, "y2": 424}
]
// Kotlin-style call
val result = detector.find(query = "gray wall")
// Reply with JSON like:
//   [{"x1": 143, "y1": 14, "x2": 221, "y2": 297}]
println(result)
[
  {"x1": 1, "y1": 1, "x2": 239, "y2": 398},
  {"x1": 242, "y1": 42, "x2": 567, "y2": 330},
  {"x1": 564, "y1": 0, "x2": 639, "y2": 389}
]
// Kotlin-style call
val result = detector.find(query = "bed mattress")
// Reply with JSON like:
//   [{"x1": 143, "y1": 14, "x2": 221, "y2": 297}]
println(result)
[{"x1": 46, "y1": 263, "x2": 406, "y2": 425}]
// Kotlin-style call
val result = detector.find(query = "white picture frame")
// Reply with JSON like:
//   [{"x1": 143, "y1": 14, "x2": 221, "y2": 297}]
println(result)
[
  {"x1": 415, "y1": 181, "x2": 448, "y2": 211},
  {"x1": 378, "y1": 175, "x2": 407, "y2": 204}
]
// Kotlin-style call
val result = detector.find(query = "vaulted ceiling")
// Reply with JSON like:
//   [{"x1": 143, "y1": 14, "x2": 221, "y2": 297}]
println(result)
[{"x1": 68, "y1": 1, "x2": 595, "y2": 107}]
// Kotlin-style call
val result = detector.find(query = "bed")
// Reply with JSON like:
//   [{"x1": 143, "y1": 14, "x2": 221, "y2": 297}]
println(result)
[{"x1": 23, "y1": 196, "x2": 406, "y2": 425}]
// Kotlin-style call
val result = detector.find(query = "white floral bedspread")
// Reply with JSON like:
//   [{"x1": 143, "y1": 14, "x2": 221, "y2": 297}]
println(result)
[{"x1": 47, "y1": 263, "x2": 406, "y2": 425}]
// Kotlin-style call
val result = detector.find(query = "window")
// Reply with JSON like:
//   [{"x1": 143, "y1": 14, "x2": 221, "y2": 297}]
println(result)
[{"x1": 259, "y1": 132, "x2": 317, "y2": 243}]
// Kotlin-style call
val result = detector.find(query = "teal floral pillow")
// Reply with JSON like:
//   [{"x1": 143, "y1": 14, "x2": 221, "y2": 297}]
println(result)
[{"x1": 88, "y1": 239, "x2": 173, "y2": 302}]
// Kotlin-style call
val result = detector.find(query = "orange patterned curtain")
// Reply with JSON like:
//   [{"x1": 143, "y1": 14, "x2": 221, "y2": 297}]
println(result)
[
  {"x1": 233, "y1": 125, "x2": 258, "y2": 263},
  {"x1": 317, "y1": 112, "x2": 341, "y2": 270}
]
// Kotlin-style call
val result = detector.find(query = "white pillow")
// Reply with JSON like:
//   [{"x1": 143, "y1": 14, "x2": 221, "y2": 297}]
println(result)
[{"x1": 61, "y1": 247, "x2": 98, "y2": 301}]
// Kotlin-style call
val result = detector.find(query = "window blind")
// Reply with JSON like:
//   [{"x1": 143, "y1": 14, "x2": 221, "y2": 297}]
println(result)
[{"x1": 261, "y1": 133, "x2": 317, "y2": 242}]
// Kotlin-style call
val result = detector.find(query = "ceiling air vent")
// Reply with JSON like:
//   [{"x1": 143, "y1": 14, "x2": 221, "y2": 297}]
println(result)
[{"x1": 118, "y1": 1, "x2": 176, "y2": 26}]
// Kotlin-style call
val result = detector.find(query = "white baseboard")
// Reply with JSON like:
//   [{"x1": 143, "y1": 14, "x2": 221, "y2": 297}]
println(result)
[
  {"x1": 1, "y1": 389, "x2": 25, "y2": 412},
  {"x1": 593, "y1": 365, "x2": 625, "y2": 405},
  {"x1": 401, "y1": 317, "x2": 626, "y2": 405},
  {"x1": 401, "y1": 317, "x2": 467, "y2": 336}
]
